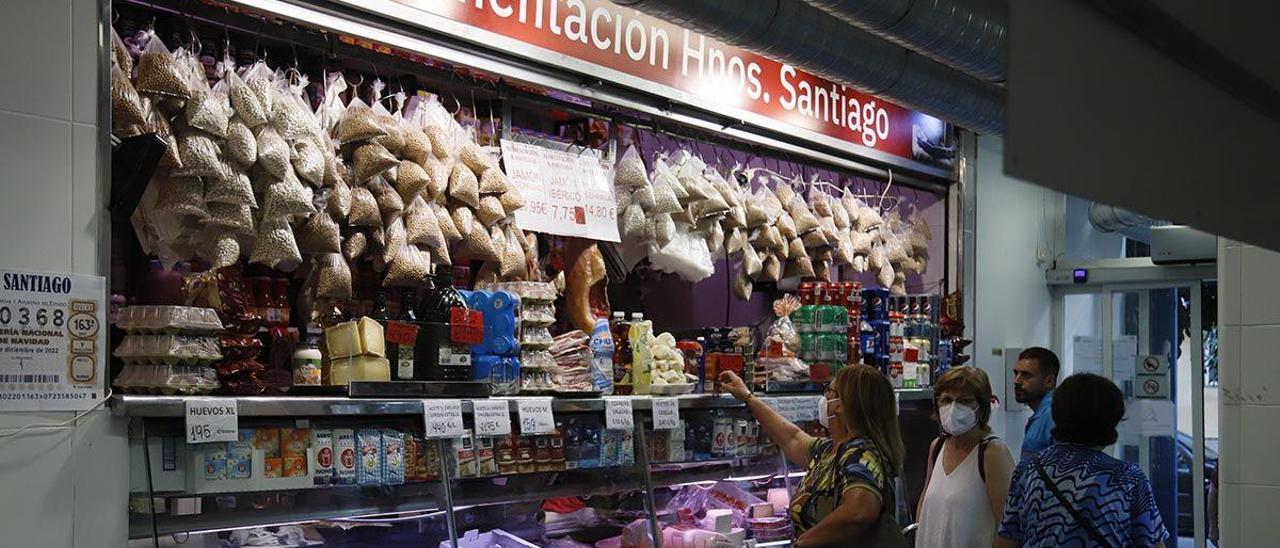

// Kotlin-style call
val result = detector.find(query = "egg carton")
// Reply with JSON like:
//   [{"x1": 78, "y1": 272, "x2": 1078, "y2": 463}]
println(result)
[
  {"x1": 520, "y1": 302, "x2": 556, "y2": 326},
  {"x1": 519, "y1": 349, "x2": 556, "y2": 371},
  {"x1": 478, "y1": 281, "x2": 556, "y2": 303},
  {"x1": 520, "y1": 326, "x2": 554, "y2": 347},
  {"x1": 113, "y1": 334, "x2": 223, "y2": 364},
  {"x1": 116, "y1": 306, "x2": 224, "y2": 334},
  {"x1": 112, "y1": 364, "x2": 221, "y2": 395}
]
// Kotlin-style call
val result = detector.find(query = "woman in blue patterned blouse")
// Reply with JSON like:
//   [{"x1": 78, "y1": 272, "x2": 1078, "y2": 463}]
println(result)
[{"x1": 996, "y1": 373, "x2": 1168, "y2": 548}]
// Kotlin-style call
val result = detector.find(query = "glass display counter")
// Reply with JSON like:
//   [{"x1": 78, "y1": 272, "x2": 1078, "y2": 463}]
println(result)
[{"x1": 122, "y1": 391, "x2": 933, "y2": 547}]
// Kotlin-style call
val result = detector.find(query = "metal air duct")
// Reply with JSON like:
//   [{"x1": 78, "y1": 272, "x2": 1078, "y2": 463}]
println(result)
[
  {"x1": 1088, "y1": 202, "x2": 1167, "y2": 242},
  {"x1": 801, "y1": 0, "x2": 1007, "y2": 82},
  {"x1": 611, "y1": 0, "x2": 1005, "y2": 135}
]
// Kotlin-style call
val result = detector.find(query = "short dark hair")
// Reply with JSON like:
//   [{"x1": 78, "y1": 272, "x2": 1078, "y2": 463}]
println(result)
[
  {"x1": 1018, "y1": 347, "x2": 1061, "y2": 378},
  {"x1": 1052, "y1": 373, "x2": 1125, "y2": 447}
]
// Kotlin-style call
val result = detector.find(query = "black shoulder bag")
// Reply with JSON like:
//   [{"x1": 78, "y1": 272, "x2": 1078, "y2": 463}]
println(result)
[{"x1": 1032, "y1": 458, "x2": 1114, "y2": 548}]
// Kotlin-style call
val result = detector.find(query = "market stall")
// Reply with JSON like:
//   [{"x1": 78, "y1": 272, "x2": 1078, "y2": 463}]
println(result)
[{"x1": 106, "y1": 1, "x2": 968, "y2": 546}]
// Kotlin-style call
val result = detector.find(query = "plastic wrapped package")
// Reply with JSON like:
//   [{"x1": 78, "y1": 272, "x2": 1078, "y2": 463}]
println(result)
[
  {"x1": 116, "y1": 306, "x2": 225, "y2": 333},
  {"x1": 451, "y1": 205, "x2": 476, "y2": 239},
  {"x1": 154, "y1": 176, "x2": 207, "y2": 219},
  {"x1": 342, "y1": 231, "x2": 368, "y2": 261},
  {"x1": 448, "y1": 162, "x2": 481, "y2": 208},
  {"x1": 851, "y1": 229, "x2": 874, "y2": 255},
  {"x1": 425, "y1": 124, "x2": 451, "y2": 159},
  {"x1": 383, "y1": 215, "x2": 407, "y2": 264},
  {"x1": 433, "y1": 201, "x2": 461, "y2": 242},
  {"x1": 224, "y1": 117, "x2": 258, "y2": 167},
  {"x1": 878, "y1": 262, "x2": 896, "y2": 288},
  {"x1": 705, "y1": 220, "x2": 724, "y2": 253},
  {"x1": 790, "y1": 200, "x2": 821, "y2": 235},
  {"x1": 810, "y1": 191, "x2": 833, "y2": 217},
  {"x1": 207, "y1": 203, "x2": 255, "y2": 234},
  {"x1": 111, "y1": 27, "x2": 133, "y2": 74},
  {"x1": 174, "y1": 131, "x2": 222, "y2": 177},
  {"x1": 631, "y1": 185, "x2": 655, "y2": 211},
  {"x1": 352, "y1": 142, "x2": 398, "y2": 185},
  {"x1": 205, "y1": 164, "x2": 256, "y2": 207},
  {"x1": 648, "y1": 229, "x2": 715, "y2": 283},
  {"x1": 385, "y1": 244, "x2": 431, "y2": 287},
  {"x1": 649, "y1": 213, "x2": 675, "y2": 247},
  {"x1": 458, "y1": 142, "x2": 497, "y2": 175},
  {"x1": 336, "y1": 98, "x2": 389, "y2": 144},
  {"x1": 759, "y1": 253, "x2": 782, "y2": 281},
  {"x1": 241, "y1": 62, "x2": 275, "y2": 119},
  {"x1": 291, "y1": 138, "x2": 325, "y2": 186},
  {"x1": 263, "y1": 174, "x2": 316, "y2": 219},
  {"x1": 477, "y1": 167, "x2": 508, "y2": 195},
  {"x1": 742, "y1": 244, "x2": 763, "y2": 279},
  {"x1": 255, "y1": 126, "x2": 291, "y2": 178},
  {"x1": 348, "y1": 186, "x2": 382, "y2": 227},
  {"x1": 114, "y1": 334, "x2": 223, "y2": 363},
  {"x1": 831, "y1": 196, "x2": 851, "y2": 229},
  {"x1": 852, "y1": 254, "x2": 869, "y2": 273},
  {"x1": 187, "y1": 88, "x2": 231, "y2": 138},
  {"x1": 203, "y1": 231, "x2": 241, "y2": 269},
  {"x1": 462, "y1": 222, "x2": 501, "y2": 262},
  {"x1": 732, "y1": 270, "x2": 753, "y2": 300},
  {"x1": 784, "y1": 256, "x2": 816, "y2": 278},
  {"x1": 314, "y1": 253, "x2": 353, "y2": 299},
  {"x1": 297, "y1": 212, "x2": 341, "y2": 254},
  {"x1": 652, "y1": 157, "x2": 686, "y2": 200},
  {"x1": 859, "y1": 204, "x2": 885, "y2": 231},
  {"x1": 135, "y1": 34, "x2": 190, "y2": 99},
  {"x1": 403, "y1": 127, "x2": 433, "y2": 165},
  {"x1": 422, "y1": 156, "x2": 450, "y2": 202},
  {"x1": 869, "y1": 243, "x2": 887, "y2": 270},
  {"x1": 476, "y1": 195, "x2": 506, "y2": 226},
  {"x1": 614, "y1": 145, "x2": 647, "y2": 189},
  {"x1": 802, "y1": 229, "x2": 829, "y2": 249},
  {"x1": 272, "y1": 79, "x2": 317, "y2": 141},
  {"x1": 111, "y1": 64, "x2": 147, "y2": 130},
  {"x1": 374, "y1": 119, "x2": 406, "y2": 156},
  {"x1": 327, "y1": 179, "x2": 352, "y2": 219},
  {"x1": 227, "y1": 70, "x2": 266, "y2": 129},
  {"x1": 774, "y1": 180, "x2": 796, "y2": 207},
  {"x1": 884, "y1": 237, "x2": 909, "y2": 263},
  {"x1": 368, "y1": 177, "x2": 405, "y2": 217},
  {"x1": 651, "y1": 180, "x2": 681, "y2": 214},
  {"x1": 499, "y1": 186, "x2": 525, "y2": 214},
  {"x1": 500, "y1": 225, "x2": 527, "y2": 278},
  {"x1": 249, "y1": 218, "x2": 302, "y2": 271},
  {"x1": 405, "y1": 197, "x2": 446, "y2": 251},
  {"x1": 394, "y1": 160, "x2": 430, "y2": 203}
]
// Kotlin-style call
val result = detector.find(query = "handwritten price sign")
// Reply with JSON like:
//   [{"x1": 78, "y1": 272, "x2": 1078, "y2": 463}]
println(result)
[
  {"x1": 516, "y1": 397, "x2": 555, "y2": 435},
  {"x1": 605, "y1": 397, "x2": 634, "y2": 430},
  {"x1": 185, "y1": 399, "x2": 238, "y2": 444},
  {"x1": 651, "y1": 397, "x2": 680, "y2": 430},
  {"x1": 472, "y1": 399, "x2": 512, "y2": 437},
  {"x1": 423, "y1": 399, "x2": 465, "y2": 439},
  {"x1": 500, "y1": 139, "x2": 620, "y2": 242}
]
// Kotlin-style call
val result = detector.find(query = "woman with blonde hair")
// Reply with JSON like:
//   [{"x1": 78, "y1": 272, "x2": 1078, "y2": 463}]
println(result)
[
  {"x1": 916, "y1": 366, "x2": 1016, "y2": 547},
  {"x1": 719, "y1": 365, "x2": 907, "y2": 547}
]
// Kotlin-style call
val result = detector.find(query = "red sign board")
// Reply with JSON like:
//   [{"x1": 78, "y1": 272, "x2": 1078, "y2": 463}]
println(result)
[{"x1": 385, "y1": 0, "x2": 953, "y2": 170}]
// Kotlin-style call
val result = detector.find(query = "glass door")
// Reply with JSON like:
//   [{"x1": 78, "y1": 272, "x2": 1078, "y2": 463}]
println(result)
[{"x1": 1053, "y1": 281, "x2": 1207, "y2": 548}]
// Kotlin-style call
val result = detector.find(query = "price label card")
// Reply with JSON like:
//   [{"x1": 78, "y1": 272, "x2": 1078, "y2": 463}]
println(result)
[
  {"x1": 651, "y1": 397, "x2": 680, "y2": 430},
  {"x1": 185, "y1": 399, "x2": 238, "y2": 444},
  {"x1": 423, "y1": 399, "x2": 465, "y2": 439},
  {"x1": 516, "y1": 398, "x2": 555, "y2": 435},
  {"x1": 472, "y1": 399, "x2": 512, "y2": 437},
  {"x1": 763, "y1": 397, "x2": 819, "y2": 422},
  {"x1": 605, "y1": 397, "x2": 634, "y2": 430},
  {"x1": 385, "y1": 321, "x2": 420, "y2": 345},
  {"x1": 450, "y1": 308, "x2": 485, "y2": 345}
]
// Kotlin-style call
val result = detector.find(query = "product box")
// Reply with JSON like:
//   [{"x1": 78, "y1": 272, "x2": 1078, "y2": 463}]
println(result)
[
  {"x1": 264, "y1": 457, "x2": 284, "y2": 479},
  {"x1": 578, "y1": 420, "x2": 602, "y2": 469},
  {"x1": 451, "y1": 430, "x2": 476, "y2": 478},
  {"x1": 534, "y1": 435, "x2": 553, "y2": 472},
  {"x1": 253, "y1": 428, "x2": 281, "y2": 459},
  {"x1": 283, "y1": 455, "x2": 307, "y2": 478},
  {"x1": 667, "y1": 421, "x2": 686, "y2": 463},
  {"x1": 686, "y1": 416, "x2": 714, "y2": 462},
  {"x1": 618, "y1": 428, "x2": 635, "y2": 466},
  {"x1": 496, "y1": 434, "x2": 518, "y2": 475},
  {"x1": 382, "y1": 429, "x2": 405, "y2": 485},
  {"x1": 562, "y1": 421, "x2": 582, "y2": 471},
  {"x1": 334, "y1": 429, "x2": 357, "y2": 485},
  {"x1": 549, "y1": 429, "x2": 566, "y2": 472},
  {"x1": 404, "y1": 435, "x2": 420, "y2": 482},
  {"x1": 282, "y1": 428, "x2": 310, "y2": 458},
  {"x1": 227, "y1": 445, "x2": 253, "y2": 480},
  {"x1": 311, "y1": 429, "x2": 334, "y2": 486},
  {"x1": 424, "y1": 436, "x2": 443, "y2": 481},
  {"x1": 203, "y1": 446, "x2": 227, "y2": 481},
  {"x1": 475, "y1": 435, "x2": 497, "y2": 477},
  {"x1": 357, "y1": 429, "x2": 382, "y2": 485},
  {"x1": 600, "y1": 430, "x2": 620, "y2": 468},
  {"x1": 235, "y1": 428, "x2": 255, "y2": 450},
  {"x1": 516, "y1": 435, "x2": 535, "y2": 474}
]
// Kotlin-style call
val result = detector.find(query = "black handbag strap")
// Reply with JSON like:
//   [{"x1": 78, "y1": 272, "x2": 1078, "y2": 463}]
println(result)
[
  {"x1": 1033, "y1": 459, "x2": 1113, "y2": 548},
  {"x1": 930, "y1": 434, "x2": 999, "y2": 482}
]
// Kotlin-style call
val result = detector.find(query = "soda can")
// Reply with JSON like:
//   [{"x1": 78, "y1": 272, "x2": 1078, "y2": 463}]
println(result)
[{"x1": 800, "y1": 333, "x2": 820, "y2": 361}]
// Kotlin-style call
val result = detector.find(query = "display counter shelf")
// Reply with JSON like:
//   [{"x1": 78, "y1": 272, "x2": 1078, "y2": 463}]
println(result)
[{"x1": 112, "y1": 388, "x2": 932, "y2": 418}]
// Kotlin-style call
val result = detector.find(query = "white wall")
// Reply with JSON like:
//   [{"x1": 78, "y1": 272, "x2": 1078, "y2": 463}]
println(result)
[
  {"x1": 971, "y1": 135, "x2": 1056, "y2": 449},
  {"x1": 1217, "y1": 238, "x2": 1280, "y2": 545},
  {"x1": 0, "y1": 0, "x2": 126, "y2": 546}
]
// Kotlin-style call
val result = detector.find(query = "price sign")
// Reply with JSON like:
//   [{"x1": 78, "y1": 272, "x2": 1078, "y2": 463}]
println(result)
[
  {"x1": 472, "y1": 399, "x2": 512, "y2": 437},
  {"x1": 423, "y1": 399, "x2": 465, "y2": 439},
  {"x1": 516, "y1": 398, "x2": 555, "y2": 435},
  {"x1": 500, "y1": 139, "x2": 620, "y2": 241},
  {"x1": 385, "y1": 321, "x2": 420, "y2": 345},
  {"x1": 764, "y1": 397, "x2": 820, "y2": 422},
  {"x1": 651, "y1": 397, "x2": 680, "y2": 430},
  {"x1": 185, "y1": 399, "x2": 238, "y2": 444},
  {"x1": 450, "y1": 308, "x2": 485, "y2": 345},
  {"x1": 605, "y1": 397, "x2": 634, "y2": 430}
]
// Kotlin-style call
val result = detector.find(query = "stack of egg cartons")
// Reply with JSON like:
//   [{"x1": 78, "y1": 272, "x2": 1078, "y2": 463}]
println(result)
[
  {"x1": 480, "y1": 281, "x2": 556, "y2": 394},
  {"x1": 113, "y1": 306, "x2": 223, "y2": 394}
]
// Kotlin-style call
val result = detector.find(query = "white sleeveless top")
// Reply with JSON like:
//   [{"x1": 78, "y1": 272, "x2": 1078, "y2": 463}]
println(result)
[{"x1": 917, "y1": 441, "x2": 997, "y2": 548}]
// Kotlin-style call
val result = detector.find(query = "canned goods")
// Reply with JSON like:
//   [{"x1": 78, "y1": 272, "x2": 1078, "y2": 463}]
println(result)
[{"x1": 800, "y1": 333, "x2": 820, "y2": 361}]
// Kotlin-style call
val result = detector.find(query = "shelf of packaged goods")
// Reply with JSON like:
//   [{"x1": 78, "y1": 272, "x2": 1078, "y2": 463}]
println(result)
[
  {"x1": 113, "y1": 389, "x2": 931, "y2": 418},
  {"x1": 128, "y1": 484, "x2": 443, "y2": 539}
]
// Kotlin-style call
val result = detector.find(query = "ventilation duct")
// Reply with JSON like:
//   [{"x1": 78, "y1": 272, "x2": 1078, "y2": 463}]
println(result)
[
  {"x1": 801, "y1": 0, "x2": 1008, "y2": 82},
  {"x1": 611, "y1": 0, "x2": 1005, "y2": 135},
  {"x1": 1088, "y1": 202, "x2": 1167, "y2": 242}
]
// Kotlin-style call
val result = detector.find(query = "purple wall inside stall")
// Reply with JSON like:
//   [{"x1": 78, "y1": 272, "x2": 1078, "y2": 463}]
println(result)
[{"x1": 625, "y1": 131, "x2": 947, "y2": 335}]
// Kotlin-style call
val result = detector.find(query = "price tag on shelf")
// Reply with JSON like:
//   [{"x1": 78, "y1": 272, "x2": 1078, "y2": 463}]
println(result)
[
  {"x1": 185, "y1": 399, "x2": 238, "y2": 444},
  {"x1": 472, "y1": 399, "x2": 512, "y2": 437},
  {"x1": 423, "y1": 399, "x2": 465, "y2": 439},
  {"x1": 385, "y1": 321, "x2": 419, "y2": 345},
  {"x1": 450, "y1": 308, "x2": 485, "y2": 345},
  {"x1": 517, "y1": 398, "x2": 555, "y2": 435},
  {"x1": 763, "y1": 396, "x2": 820, "y2": 423},
  {"x1": 651, "y1": 397, "x2": 680, "y2": 430},
  {"x1": 605, "y1": 397, "x2": 634, "y2": 430}
]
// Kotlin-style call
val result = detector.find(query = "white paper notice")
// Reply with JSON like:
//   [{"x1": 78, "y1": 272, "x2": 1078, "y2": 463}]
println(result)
[
  {"x1": 651, "y1": 397, "x2": 680, "y2": 430},
  {"x1": 472, "y1": 399, "x2": 512, "y2": 437},
  {"x1": 605, "y1": 397, "x2": 635, "y2": 430},
  {"x1": 517, "y1": 397, "x2": 556, "y2": 435},
  {"x1": 1072, "y1": 336, "x2": 1104, "y2": 376},
  {"x1": 423, "y1": 399, "x2": 466, "y2": 439},
  {"x1": 185, "y1": 399, "x2": 238, "y2": 444},
  {"x1": 500, "y1": 139, "x2": 620, "y2": 242},
  {"x1": 1132, "y1": 399, "x2": 1175, "y2": 436},
  {"x1": 764, "y1": 396, "x2": 820, "y2": 422},
  {"x1": 0, "y1": 269, "x2": 107, "y2": 411}
]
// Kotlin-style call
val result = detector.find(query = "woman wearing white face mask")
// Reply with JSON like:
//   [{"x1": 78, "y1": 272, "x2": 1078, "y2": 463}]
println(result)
[
  {"x1": 720, "y1": 366, "x2": 907, "y2": 547},
  {"x1": 916, "y1": 366, "x2": 1015, "y2": 548}
]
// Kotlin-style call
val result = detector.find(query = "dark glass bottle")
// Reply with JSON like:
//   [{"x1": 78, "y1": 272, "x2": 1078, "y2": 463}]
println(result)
[
  {"x1": 396, "y1": 288, "x2": 425, "y2": 381},
  {"x1": 416, "y1": 268, "x2": 471, "y2": 381}
]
